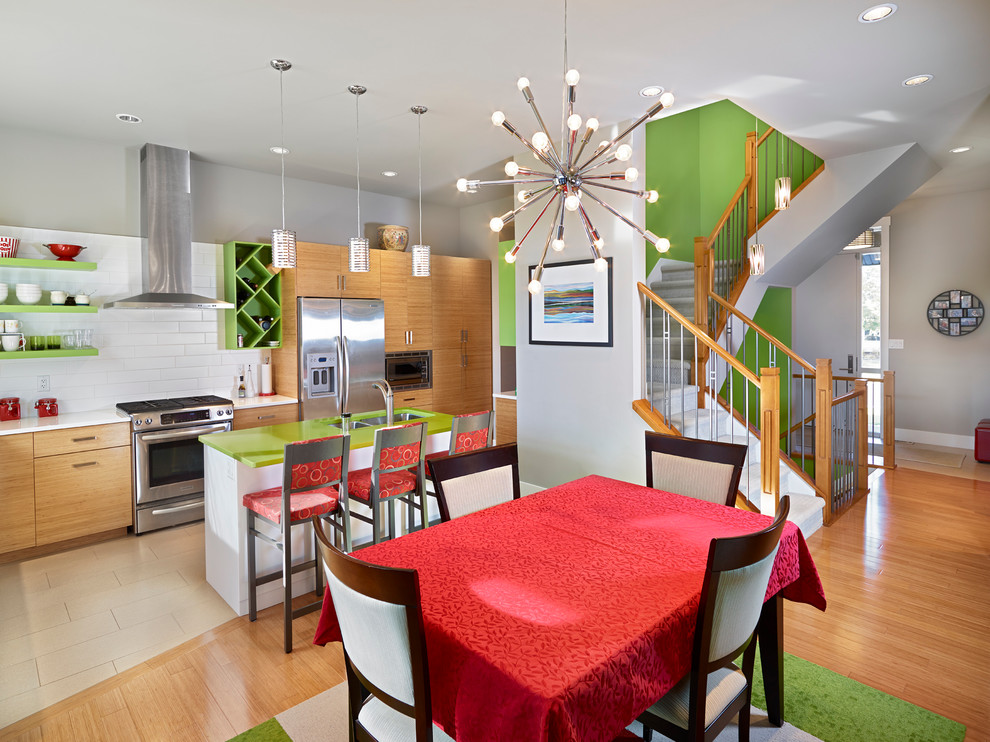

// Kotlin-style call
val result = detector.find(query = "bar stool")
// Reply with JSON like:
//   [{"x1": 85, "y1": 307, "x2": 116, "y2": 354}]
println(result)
[
  {"x1": 348, "y1": 421, "x2": 427, "y2": 543},
  {"x1": 243, "y1": 434, "x2": 350, "y2": 653},
  {"x1": 426, "y1": 410, "x2": 493, "y2": 475}
]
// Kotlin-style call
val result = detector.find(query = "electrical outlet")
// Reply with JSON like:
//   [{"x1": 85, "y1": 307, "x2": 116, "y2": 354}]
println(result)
[{"x1": 38, "y1": 375, "x2": 50, "y2": 392}]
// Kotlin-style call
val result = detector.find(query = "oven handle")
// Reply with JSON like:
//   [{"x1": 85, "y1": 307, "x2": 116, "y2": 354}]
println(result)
[
  {"x1": 136, "y1": 423, "x2": 231, "y2": 442},
  {"x1": 151, "y1": 502, "x2": 203, "y2": 516}
]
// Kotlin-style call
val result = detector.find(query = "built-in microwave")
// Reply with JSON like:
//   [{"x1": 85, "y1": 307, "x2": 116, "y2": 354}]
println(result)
[{"x1": 385, "y1": 350, "x2": 432, "y2": 390}]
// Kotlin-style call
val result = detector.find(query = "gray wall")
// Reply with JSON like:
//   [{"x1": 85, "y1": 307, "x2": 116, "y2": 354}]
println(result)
[
  {"x1": 0, "y1": 124, "x2": 461, "y2": 252},
  {"x1": 888, "y1": 188, "x2": 990, "y2": 443},
  {"x1": 792, "y1": 252, "x2": 861, "y2": 372}
]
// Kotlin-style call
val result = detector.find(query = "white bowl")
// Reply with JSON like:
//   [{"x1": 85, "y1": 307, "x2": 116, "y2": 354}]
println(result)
[
  {"x1": 16, "y1": 283, "x2": 40, "y2": 290},
  {"x1": 15, "y1": 288, "x2": 41, "y2": 304},
  {"x1": 0, "y1": 284, "x2": 7, "y2": 303}
]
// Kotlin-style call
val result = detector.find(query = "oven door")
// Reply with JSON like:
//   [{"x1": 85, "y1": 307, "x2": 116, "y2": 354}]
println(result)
[{"x1": 134, "y1": 422, "x2": 231, "y2": 506}]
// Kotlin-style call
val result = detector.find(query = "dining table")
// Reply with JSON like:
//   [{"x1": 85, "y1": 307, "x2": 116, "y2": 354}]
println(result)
[{"x1": 314, "y1": 474, "x2": 826, "y2": 742}]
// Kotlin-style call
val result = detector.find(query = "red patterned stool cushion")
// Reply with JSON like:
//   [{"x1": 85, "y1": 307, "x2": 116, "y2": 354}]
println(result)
[
  {"x1": 454, "y1": 428, "x2": 489, "y2": 453},
  {"x1": 348, "y1": 468, "x2": 418, "y2": 503},
  {"x1": 242, "y1": 486, "x2": 340, "y2": 524}
]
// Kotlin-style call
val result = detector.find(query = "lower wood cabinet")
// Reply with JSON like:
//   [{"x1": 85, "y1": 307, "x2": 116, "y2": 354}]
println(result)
[
  {"x1": 232, "y1": 403, "x2": 299, "y2": 430},
  {"x1": 34, "y1": 444, "x2": 132, "y2": 546},
  {"x1": 392, "y1": 388, "x2": 433, "y2": 411},
  {"x1": 0, "y1": 434, "x2": 37, "y2": 555}
]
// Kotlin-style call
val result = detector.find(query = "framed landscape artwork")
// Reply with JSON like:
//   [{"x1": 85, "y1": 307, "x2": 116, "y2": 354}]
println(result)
[{"x1": 529, "y1": 258, "x2": 613, "y2": 346}]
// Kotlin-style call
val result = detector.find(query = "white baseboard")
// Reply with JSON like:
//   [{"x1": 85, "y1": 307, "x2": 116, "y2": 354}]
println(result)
[
  {"x1": 895, "y1": 427, "x2": 975, "y2": 450},
  {"x1": 521, "y1": 481, "x2": 545, "y2": 497}
]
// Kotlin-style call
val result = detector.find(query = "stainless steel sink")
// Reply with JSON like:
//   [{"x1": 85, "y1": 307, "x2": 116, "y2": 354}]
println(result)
[{"x1": 351, "y1": 412, "x2": 427, "y2": 428}]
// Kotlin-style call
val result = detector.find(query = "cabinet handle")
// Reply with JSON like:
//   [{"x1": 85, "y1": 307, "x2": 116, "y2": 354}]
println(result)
[
  {"x1": 72, "y1": 461, "x2": 98, "y2": 469},
  {"x1": 464, "y1": 330, "x2": 469, "y2": 343},
  {"x1": 258, "y1": 414, "x2": 276, "y2": 420},
  {"x1": 342, "y1": 275, "x2": 347, "y2": 291},
  {"x1": 337, "y1": 275, "x2": 341, "y2": 290},
  {"x1": 72, "y1": 436, "x2": 97, "y2": 442},
  {"x1": 401, "y1": 396, "x2": 416, "y2": 402}
]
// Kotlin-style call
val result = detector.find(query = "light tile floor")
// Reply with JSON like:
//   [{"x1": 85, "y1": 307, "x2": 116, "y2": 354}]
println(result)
[{"x1": 0, "y1": 522, "x2": 236, "y2": 728}]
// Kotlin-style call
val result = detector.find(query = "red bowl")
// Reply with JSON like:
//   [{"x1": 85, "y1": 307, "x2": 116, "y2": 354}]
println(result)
[{"x1": 44, "y1": 243, "x2": 87, "y2": 261}]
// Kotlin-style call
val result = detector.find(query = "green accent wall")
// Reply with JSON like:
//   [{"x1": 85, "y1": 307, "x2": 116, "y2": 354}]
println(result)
[
  {"x1": 498, "y1": 238, "x2": 516, "y2": 347},
  {"x1": 644, "y1": 100, "x2": 768, "y2": 275}
]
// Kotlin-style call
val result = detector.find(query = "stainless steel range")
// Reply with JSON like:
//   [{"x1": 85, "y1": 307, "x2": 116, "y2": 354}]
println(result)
[{"x1": 116, "y1": 395, "x2": 234, "y2": 534}]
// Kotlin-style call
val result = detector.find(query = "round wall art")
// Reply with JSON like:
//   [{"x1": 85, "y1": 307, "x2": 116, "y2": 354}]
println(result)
[{"x1": 926, "y1": 289, "x2": 983, "y2": 337}]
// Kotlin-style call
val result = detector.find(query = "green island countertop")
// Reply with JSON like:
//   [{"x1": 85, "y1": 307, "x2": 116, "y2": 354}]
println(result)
[{"x1": 199, "y1": 408, "x2": 452, "y2": 468}]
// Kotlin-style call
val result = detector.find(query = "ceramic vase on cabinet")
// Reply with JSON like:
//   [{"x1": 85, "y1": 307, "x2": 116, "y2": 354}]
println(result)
[{"x1": 377, "y1": 225, "x2": 409, "y2": 251}]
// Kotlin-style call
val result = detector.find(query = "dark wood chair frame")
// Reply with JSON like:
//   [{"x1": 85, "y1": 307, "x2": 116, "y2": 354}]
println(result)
[
  {"x1": 645, "y1": 431, "x2": 749, "y2": 507},
  {"x1": 348, "y1": 421, "x2": 428, "y2": 543},
  {"x1": 246, "y1": 434, "x2": 351, "y2": 654},
  {"x1": 427, "y1": 442, "x2": 521, "y2": 523},
  {"x1": 314, "y1": 520, "x2": 437, "y2": 742},
  {"x1": 639, "y1": 496, "x2": 791, "y2": 742}
]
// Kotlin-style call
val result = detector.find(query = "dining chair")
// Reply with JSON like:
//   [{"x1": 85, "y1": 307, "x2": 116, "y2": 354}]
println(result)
[
  {"x1": 313, "y1": 520, "x2": 455, "y2": 742},
  {"x1": 428, "y1": 442, "x2": 520, "y2": 522},
  {"x1": 638, "y1": 496, "x2": 791, "y2": 742},
  {"x1": 645, "y1": 432, "x2": 748, "y2": 507},
  {"x1": 242, "y1": 434, "x2": 351, "y2": 653},
  {"x1": 348, "y1": 421, "x2": 428, "y2": 543}
]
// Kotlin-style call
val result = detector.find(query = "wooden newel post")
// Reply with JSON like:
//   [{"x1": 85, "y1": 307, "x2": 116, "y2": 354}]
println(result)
[
  {"x1": 854, "y1": 379, "x2": 868, "y2": 495},
  {"x1": 759, "y1": 367, "x2": 780, "y2": 512},
  {"x1": 745, "y1": 132, "x2": 758, "y2": 236},
  {"x1": 814, "y1": 359, "x2": 833, "y2": 524},
  {"x1": 694, "y1": 237, "x2": 710, "y2": 407},
  {"x1": 883, "y1": 370, "x2": 896, "y2": 468}
]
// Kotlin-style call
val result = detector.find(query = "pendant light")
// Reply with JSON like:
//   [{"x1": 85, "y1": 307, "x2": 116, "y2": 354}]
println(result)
[
  {"x1": 774, "y1": 129, "x2": 791, "y2": 211},
  {"x1": 411, "y1": 106, "x2": 431, "y2": 277},
  {"x1": 270, "y1": 59, "x2": 296, "y2": 269},
  {"x1": 348, "y1": 85, "x2": 370, "y2": 273},
  {"x1": 750, "y1": 116, "x2": 766, "y2": 276}
]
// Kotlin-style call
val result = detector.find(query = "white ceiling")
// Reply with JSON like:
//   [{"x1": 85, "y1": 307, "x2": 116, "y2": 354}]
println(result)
[{"x1": 4, "y1": 0, "x2": 989, "y2": 207}]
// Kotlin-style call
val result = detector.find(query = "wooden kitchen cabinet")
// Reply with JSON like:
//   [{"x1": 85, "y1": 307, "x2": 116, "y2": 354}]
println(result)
[
  {"x1": 431, "y1": 256, "x2": 492, "y2": 416},
  {"x1": 392, "y1": 388, "x2": 433, "y2": 411},
  {"x1": 233, "y1": 402, "x2": 299, "y2": 430},
  {"x1": 381, "y1": 250, "x2": 432, "y2": 352},
  {"x1": 294, "y1": 242, "x2": 381, "y2": 299},
  {"x1": 0, "y1": 434, "x2": 36, "y2": 555},
  {"x1": 33, "y1": 423, "x2": 132, "y2": 547}
]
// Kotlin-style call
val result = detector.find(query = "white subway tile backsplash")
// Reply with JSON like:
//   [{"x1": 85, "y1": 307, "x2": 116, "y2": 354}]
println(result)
[{"x1": 1, "y1": 225, "x2": 247, "y2": 416}]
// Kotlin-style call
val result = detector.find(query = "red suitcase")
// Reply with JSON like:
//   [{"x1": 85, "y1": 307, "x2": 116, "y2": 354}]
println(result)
[{"x1": 976, "y1": 419, "x2": 990, "y2": 463}]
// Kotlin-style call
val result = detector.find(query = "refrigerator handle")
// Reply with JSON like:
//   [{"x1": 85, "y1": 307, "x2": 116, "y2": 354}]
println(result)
[
  {"x1": 341, "y1": 335, "x2": 351, "y2": 413},
  {"x1": 335, "y1": 336, "x2": 346, "y2": 413}
]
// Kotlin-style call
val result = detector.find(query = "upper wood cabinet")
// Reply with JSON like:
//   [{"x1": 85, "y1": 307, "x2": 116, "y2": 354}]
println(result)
[
  {"x1": 293, "y1": 242, "x2": 381, "y2": 298},
  {"x1": 381, "y1": 251, "x2": 432, "y2": 352}
]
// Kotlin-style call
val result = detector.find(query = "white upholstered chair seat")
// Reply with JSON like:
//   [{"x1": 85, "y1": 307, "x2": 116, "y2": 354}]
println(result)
[
  {"x1": 644, "y1": 665, "x2": 747, "y2": 730},
  {"x1": 358, "y1": 696, "x2": 456, "y2": 742}
]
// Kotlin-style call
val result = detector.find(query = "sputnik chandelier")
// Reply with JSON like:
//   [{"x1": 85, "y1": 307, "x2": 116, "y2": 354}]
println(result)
[{"x1": 456, "y1": 3, "x2": 674, "y2": 294}]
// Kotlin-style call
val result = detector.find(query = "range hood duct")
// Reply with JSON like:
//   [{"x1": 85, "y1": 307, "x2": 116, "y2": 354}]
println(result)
[{"x1": 106, "y1": 143, "x2": 234, "y2": 309}]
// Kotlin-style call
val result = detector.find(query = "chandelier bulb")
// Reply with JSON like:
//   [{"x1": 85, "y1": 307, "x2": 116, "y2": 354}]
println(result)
[
  {"x1": 616, "y1": 144, "x2": 633, "y2": 162},
  {"x1": 528, "y1": 279, "x2": 543, "y2": 295},
  {"x1": 586, "y1": 118, "x2": 600, "y2": 132},
  {"x1": 505, "y1": 251, "x2": 518, "y2": 264},
  {"x1": 532, "y1": 131, "x2": 550, "y2": 151},
  {"x1": 490, "y1": 217, "x2": 505, "y2": 232},
  {"x1": 565, "y1": 69, "x2": 580, "y2": 86},
  {"x1": 594, "y1": 236, "x2": 605, "y2": 249},
  {"x1": 646, "y1": 190, "x2": 659, "y2": 203},
  {"x1": 624, "y1": 167, "x2": 639, "y2": 183},
  {"x1": 491, "y1": 110, "x2": 506, "y2": 126},
  {"x1": 456, "y1": 178, "x2": 468, "y2": 192},
  {"x1": 564, "y1": 194, "x2": 581, "y2": 212},
  {"x1": 518, "y1": 190, "x2": 530, "y2": 203},
  {"x1": 517, "y1": 77, "x2": 531, "y2": 91},
  {"x1": 655, "y1": 237, "x2": 671, "y2": 253},
  {"x1": 551, "y1": 238, "x2": 566, "y2": 252},
  {"x1": 659, "y1": 92, "x2": 675, "y2": 108},
  {"x1": 567, "y1": 114, "x2": 583, "y2": 131},
  {"x1": 505, "y1": 161, "x2": 520, "y2": 176},
  {"x1": 594, "y1": 257, "x2": 608, "y2": 273}
]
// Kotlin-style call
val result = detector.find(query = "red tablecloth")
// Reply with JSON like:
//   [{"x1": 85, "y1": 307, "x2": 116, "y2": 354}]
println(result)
[{"x1": 315, "y1": 475, "x2": 826, "y2": 742}]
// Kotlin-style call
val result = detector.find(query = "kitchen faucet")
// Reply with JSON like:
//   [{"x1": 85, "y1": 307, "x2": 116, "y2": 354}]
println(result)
[{"x1": 372, "y1": 379, "x2": 394, "y2": 426}]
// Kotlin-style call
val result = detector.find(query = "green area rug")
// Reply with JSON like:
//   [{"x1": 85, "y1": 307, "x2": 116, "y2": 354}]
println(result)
[
  {"x1": 230, "y1": 654, "x2": 966, "y2": 742},
  {"x1": 751, "y1": 652, "x2": 965, "y2": 742}
]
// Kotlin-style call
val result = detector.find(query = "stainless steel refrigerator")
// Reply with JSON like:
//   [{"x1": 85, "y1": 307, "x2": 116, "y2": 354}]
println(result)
[{"x1": 297, "y1": 298, "x2": 386, "y2": 420}]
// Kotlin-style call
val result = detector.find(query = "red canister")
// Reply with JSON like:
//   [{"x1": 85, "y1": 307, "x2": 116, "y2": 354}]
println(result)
[
  {"x1": 0, "y1": 397, "x2": 21, "y2": 421},
  {"x1": 35, "y1": 398, "x2": 58, "y2": 417}
]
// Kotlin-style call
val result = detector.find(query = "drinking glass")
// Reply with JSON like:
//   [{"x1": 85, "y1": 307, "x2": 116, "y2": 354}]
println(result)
[
  {"x1": 62, "y1": 332, "x2": 77, "y2": 350},
  {"x1": 28, "y1": 336, "x2": 45, "y2": 351},
  {"x1": 47, "y1": 334, "x2": 61, "y2": 350},
  {"x1": 79, "y1": 329, "x2": 94, "y2": 348}
]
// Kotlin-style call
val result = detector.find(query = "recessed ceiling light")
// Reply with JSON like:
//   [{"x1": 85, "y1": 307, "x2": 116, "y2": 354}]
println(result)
[
  {"x1": 116, "y1": 113, "x2": 142, "y2": 124},
  {"x1": 902, "y1": 74, "x2": 933, "y2": 87},
  {"x1": 381, "y1": 170, "x2": 398, "y2": 177},
  {"x1": 949, "y1": 146, "x2": 972, "y2": 154},
  {"x1": 639, "y1": 85, "x2": 664, "y2": 98},
  {"x1": 270, "y1": 146, "x2": 290, "y2": 155},
  {"x1": 859, "y1": 3, "x2": 897, "y2": 23}
]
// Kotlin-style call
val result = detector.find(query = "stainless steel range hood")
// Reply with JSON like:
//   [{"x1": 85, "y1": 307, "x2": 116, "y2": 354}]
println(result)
[{"x1": 106, "y1": 144, "x2": 233, "y2": 309}]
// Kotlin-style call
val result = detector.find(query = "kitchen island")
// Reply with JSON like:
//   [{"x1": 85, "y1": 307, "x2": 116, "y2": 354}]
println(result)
[{"x1": 200, "y1": 408, "x2": 452, "y2": 615}]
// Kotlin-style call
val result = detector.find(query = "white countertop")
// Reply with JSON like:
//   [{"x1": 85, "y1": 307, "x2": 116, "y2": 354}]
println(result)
[
  {"x1": 493, "y1": 392, "x2": 517, "y2": 401},
  {"x1": 0, "y1": 396, "x2": 298, "y2": 437}
]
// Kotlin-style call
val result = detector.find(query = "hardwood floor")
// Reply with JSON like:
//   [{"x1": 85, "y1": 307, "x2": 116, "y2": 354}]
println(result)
[{"x1": 2, "y1": 464, "x2": 988, "y2": 741}]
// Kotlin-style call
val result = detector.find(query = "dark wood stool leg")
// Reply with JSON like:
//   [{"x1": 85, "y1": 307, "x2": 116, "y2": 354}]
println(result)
[
  {"x1": 314, "y1": 521, "x2": 324, "y2": 598},
  {"x1": 247, "y1": 510, "x2": 258, "y2": 622},
  {"x1": 758, "y1": 594, "x2": 784, "y2": 726},
  {"x1": 283, "y1": 518, "x2": 293, "y2": 654},
  {"x1": 388, "y1": 498, "x2": 397, "y2": 541}
]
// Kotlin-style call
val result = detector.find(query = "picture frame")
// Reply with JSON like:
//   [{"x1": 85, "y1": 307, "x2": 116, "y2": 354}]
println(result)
[
  {"x1": 927, "y1": 289, "x2": 984, "y2": 337},
  {"x1": 529, "y1": 257, "x2": 613, "y2": 347}
]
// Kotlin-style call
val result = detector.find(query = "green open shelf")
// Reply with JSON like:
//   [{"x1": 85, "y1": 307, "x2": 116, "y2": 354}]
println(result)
[
  {"x1": 0, "y1": 257, "x2": 98, "y2": 271},
  {"x1": 223, "y1": 241, "x2": 282, "y2": 349},
  {"x1": 0, "y1": 304, "x2": 99, "y2": 313},
  {"x1": 0, "y1": 349, "x2": 98, "y2": 359}
]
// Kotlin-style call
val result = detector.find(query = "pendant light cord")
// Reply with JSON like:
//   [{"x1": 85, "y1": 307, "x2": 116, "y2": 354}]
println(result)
[
  {"x1": 355, "y1": 92, "x2": 362, "y2": 236},
  {"x1": 417, "y1": 112, "x2": 423, "y2": 246},
  {"x1": 279, "y1": 68, "x2": 286, "y2": 231},
  {"x1": 561, "y1": 0, "x2": 568, "y2": 153}
]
